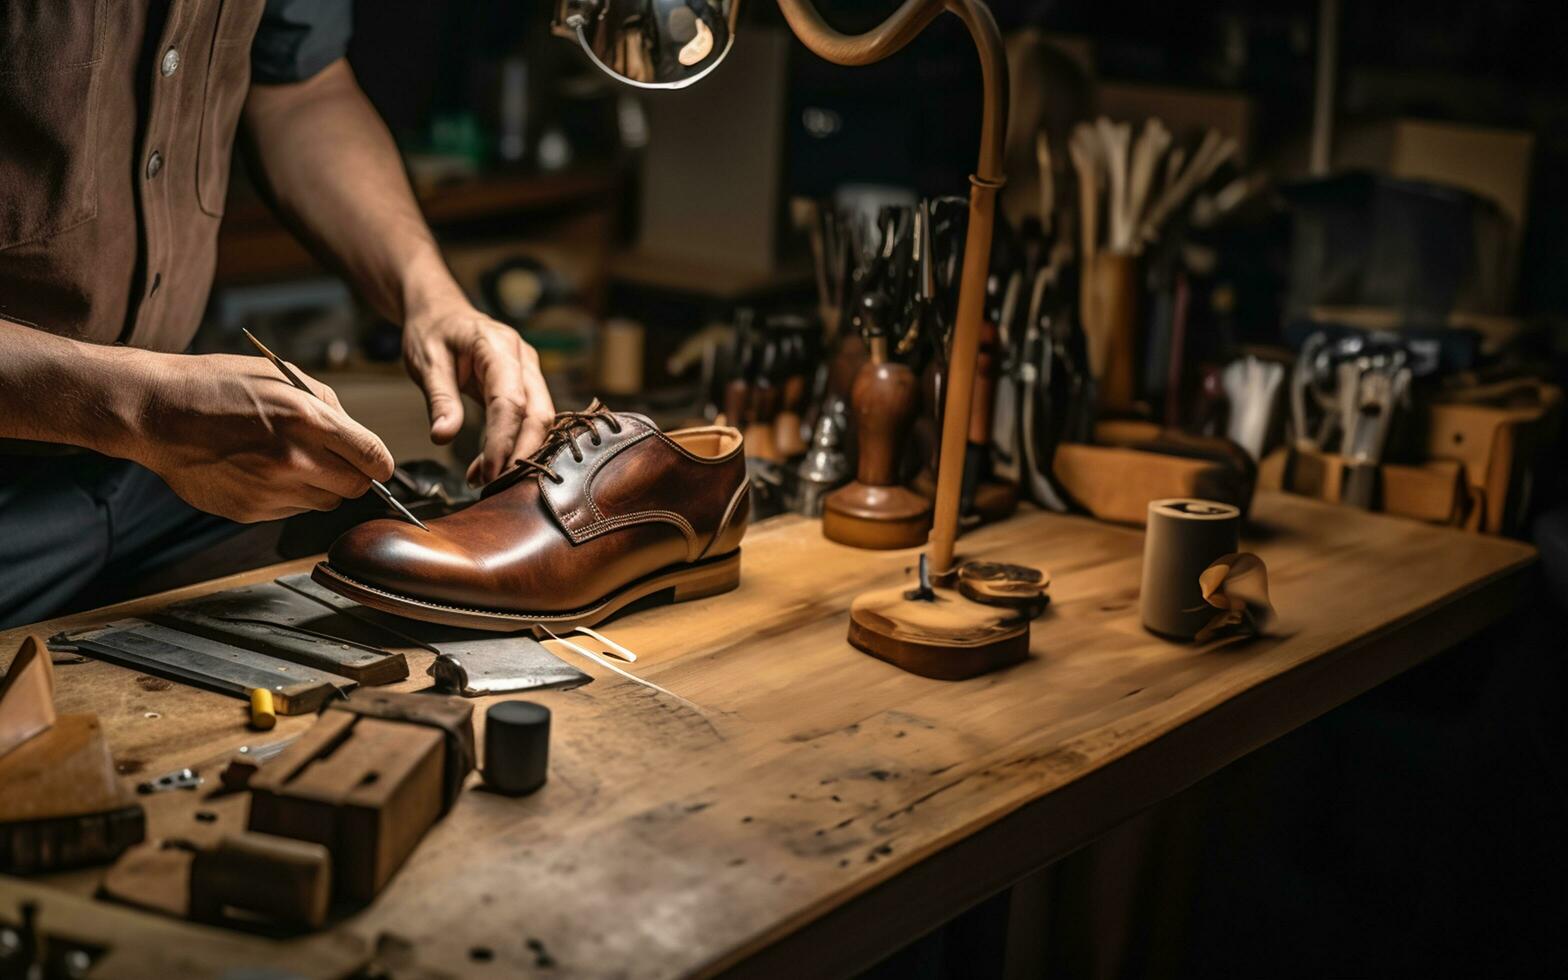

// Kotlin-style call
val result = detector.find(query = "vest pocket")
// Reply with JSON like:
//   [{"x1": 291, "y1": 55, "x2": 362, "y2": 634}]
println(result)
[
  {"x1": 195, "y1": 0, "x2": 265, "y2": 218},
  {"x1": 0, "y1": 0, "x2": 103, "y2": 250}
]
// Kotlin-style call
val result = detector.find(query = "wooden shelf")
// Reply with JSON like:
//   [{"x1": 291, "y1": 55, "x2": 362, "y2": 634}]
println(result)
[{"x1": 214, "y1": 168, "x2": 622, "y2": 287}]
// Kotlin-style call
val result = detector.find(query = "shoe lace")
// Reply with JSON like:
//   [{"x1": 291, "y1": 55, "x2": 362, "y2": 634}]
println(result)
[{"x1": 483, "y1": 399, "x2": 623, "y2": 496}]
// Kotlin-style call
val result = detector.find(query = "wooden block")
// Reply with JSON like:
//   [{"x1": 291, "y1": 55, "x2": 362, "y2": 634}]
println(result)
[
  {"x1": 4, "y1": 875, "x2": 369, "y2": 977},
  {"x1": 0, "y1": 714, "x2": 144, "y2": 873},
  {"x1": 191, "y1": 832, "x2": 333, "y2": 929},
  {"x1": 104, "y1": 833, "x2": 331, "y2": 929},
  {"x1": 249, "y1": 712, "x2": 446, "y2": 903},
  {"x1": 1053, "y1": 443, "x2": 1250, "y2": 525},
  {"x1": 822, "y1": 484, "x2": 933, "y2": 550},
  {"x1": 0, "y1": 635, "x2": 55, "y2": 758},
  {"x1": 327, "y1": 689, "x2": 476, "y2": 811},
  {"x1": 101, "y1": 843, "x2": 196, "y2": 919}
]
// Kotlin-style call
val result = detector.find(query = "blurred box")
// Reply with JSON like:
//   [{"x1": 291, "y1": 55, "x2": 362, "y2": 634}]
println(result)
[
  {"x1": 1282, "y1": 172, "x2": 1508, "y2": 321},
  {"x1": 1336, "y1": 119, "x2": 1533, "y2": 307}
]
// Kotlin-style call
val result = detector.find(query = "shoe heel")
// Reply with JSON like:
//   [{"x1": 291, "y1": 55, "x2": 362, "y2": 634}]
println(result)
[{"x1": 673, "y1": 552, "x2": 741, "y2": 603}]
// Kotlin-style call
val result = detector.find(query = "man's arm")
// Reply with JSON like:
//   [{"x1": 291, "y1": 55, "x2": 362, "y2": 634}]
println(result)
[
  {"x1": 0, "y1": 321, "x2": 146, "y2": 452},
  {"x1": 0, "y1": 318, "x2": 394, "y2": 522},
  {"x1": 242, "y1": 60, "x2": 555, "y2": 486}
]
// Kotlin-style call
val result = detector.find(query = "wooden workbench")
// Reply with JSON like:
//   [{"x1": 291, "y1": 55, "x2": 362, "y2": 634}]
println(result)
[{"x1": 0, "y1": 493, "x2": 1536, "y2": 977}]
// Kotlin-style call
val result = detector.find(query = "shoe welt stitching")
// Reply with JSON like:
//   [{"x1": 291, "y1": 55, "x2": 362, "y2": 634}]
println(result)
[
  {"x1": 571, "y1": 510, "x2": 698, "y2": 553},
  {"x1": 583, "y1": 423, "x2": 652, "y2": 523}
]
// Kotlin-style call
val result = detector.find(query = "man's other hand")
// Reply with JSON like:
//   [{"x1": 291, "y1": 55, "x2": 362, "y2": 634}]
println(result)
[{"x1": 402, "y1": 308, "x2": 556, "y2": 487}]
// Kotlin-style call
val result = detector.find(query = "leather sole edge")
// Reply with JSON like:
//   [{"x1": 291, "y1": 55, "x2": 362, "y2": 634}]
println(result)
[{"x1": 309, "y1": 551, "x2": 742, "y2": 635}]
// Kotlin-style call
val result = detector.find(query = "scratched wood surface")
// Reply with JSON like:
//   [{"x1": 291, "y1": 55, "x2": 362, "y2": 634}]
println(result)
[{"x1": 0, "y1": 493, "x2": 1536, "y2": 978}]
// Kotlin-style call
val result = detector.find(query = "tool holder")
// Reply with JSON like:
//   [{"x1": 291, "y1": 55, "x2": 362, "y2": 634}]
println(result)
[{"x1": 1260, "y1": 445, "x2": 1474, "y2": 528}]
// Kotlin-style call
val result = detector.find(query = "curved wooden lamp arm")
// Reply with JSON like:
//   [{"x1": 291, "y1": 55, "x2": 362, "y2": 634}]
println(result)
[
  {"x1": 774, "y1": 0, "x2": 1007, "y2": 183},
  {"x1": 773, "y1": 0, "x2": 944, "y2": 66}
]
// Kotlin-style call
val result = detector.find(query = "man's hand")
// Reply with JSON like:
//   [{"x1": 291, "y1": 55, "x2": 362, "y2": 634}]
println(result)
[
  {"x1": 403, "y1": 307, "x2": 556, "y2": 487},
  {"x1": 128, "y1": 352, "x2": 396, "y2": 523},
  {"x1": 242, "y1": 64, "x2": 558, "y2": 487}
]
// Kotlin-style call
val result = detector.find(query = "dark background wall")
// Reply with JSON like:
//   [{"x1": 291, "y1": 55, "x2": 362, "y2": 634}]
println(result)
[{"x1": 345, "y1": 0, "x2": 1568, "y2": 316}]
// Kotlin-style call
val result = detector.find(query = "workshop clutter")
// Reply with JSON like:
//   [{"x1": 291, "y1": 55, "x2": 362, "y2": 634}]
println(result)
[
  {"x1": 38, "y1": 684, "x2": 478, "y2": 930},
  {"x1": 0, "y1": 566, "x2": 629, "y2": 936},
  {"x1": 0, "y1": 638, "x2": 144, "y2": 877},
  {"x1": 694, "y1": 96, "x2": 1554, "y2": 540},
  {"x1": 710, "y1": 108, "x2": 1261, "y2": 533},
  {"x1": 1259, "y1": 374, "x2": 1562, "y2": 532}
]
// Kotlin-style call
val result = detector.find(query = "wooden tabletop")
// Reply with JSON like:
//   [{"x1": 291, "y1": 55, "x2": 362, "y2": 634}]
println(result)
[{"x1": 0, "y1": 493, "x2": 1536, "y2": 978}]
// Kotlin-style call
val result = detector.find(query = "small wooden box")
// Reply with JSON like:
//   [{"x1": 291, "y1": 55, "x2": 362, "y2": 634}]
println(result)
[
  {"x1": 248, "y1": 711, "x2": 446, "y2": 903},
  {"x1": 1423, "y1": 381, "x2": 1563, "y2": 535}
]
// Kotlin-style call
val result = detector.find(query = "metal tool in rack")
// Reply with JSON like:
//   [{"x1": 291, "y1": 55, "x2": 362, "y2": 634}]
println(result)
[{"x1": 1288, "y1": 331, "x2": 1414, "y2": 508}]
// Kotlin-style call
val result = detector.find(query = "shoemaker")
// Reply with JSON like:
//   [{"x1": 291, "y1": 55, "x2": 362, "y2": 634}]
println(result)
[{"x1": 0, "y1": 0, "x2": 556, "y2": 627}]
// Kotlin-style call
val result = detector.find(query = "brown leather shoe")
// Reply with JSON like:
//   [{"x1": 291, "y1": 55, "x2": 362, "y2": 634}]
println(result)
[{"x1": 313, "y1": 402, "x2": 749, "y2": 632}]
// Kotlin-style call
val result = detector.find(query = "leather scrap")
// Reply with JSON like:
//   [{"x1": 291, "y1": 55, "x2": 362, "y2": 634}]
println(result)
[{"x1": 1194, "y1": 552, "x2": 1275, "y2": 643}]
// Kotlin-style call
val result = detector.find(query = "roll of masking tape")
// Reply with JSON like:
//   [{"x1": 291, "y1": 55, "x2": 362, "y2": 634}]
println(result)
[{"x1": 1140, "y1": 498, "x2": 1241, "y2": 639}]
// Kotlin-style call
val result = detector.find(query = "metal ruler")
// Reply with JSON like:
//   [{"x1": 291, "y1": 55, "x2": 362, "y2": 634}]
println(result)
[
  {"x1": 154, "y1": 582, "x2": 408, "y2": 685},
  {"x1": 276, "y1": 574, "x2": 591, "y2": 696},
  {"x1": 51, "y1": 620, "x2": 354, "y2": 714}
]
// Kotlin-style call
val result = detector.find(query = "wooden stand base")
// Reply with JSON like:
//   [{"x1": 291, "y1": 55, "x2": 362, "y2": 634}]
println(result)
[
  {"x1": 822, "y1": 483, "x2": 933, "y2": 550},
  {"x1": 848, "y1": 584, "x2": 1030, "y2": 680}
]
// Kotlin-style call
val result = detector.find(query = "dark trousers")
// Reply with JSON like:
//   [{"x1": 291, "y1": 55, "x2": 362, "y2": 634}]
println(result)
[{"x1": 0, "y1": 454, "x2": 246, "y2": 629}]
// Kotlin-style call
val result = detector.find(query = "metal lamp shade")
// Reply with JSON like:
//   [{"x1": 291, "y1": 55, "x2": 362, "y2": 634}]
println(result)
[{"x1": 553, "y1": 0, "x2": 741, "y2": 89}]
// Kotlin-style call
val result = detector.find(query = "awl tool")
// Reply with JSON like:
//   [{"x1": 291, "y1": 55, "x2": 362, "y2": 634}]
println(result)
[{"x1": 242, "y1": 328, "x2": 429, "y2": 531}]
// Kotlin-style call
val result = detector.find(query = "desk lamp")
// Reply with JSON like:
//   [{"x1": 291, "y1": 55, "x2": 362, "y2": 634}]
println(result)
[{"x1": 555, "y1": 0, "x2": 1041, "y2": 678}]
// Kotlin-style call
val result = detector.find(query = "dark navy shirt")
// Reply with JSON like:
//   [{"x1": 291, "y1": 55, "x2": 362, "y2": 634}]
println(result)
[{"x1": 252, "y1": 0, "x2": 355, "y2": 84}]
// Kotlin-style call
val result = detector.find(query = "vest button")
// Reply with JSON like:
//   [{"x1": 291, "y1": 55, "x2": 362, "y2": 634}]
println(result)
[
  {"x1": 146, "y1": 151, "x2": 163, "y2": 179},
  {"x1": 161, "y1": 47, "x2": 180, "y2": 77}
]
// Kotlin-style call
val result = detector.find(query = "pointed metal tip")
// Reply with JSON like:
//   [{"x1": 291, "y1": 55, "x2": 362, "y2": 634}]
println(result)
[{"x1": 371, "y1": 480, "x2": 431, "y2": 531}]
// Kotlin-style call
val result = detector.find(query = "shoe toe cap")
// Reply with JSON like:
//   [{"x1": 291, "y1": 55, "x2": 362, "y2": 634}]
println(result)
[{"x1": 327, "y1": 519, "x2": 482, "y2": 600}]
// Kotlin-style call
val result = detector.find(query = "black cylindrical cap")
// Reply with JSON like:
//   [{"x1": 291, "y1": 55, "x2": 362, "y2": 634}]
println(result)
[{"x1": 483, "y1": 701, "x2": 550, "y2": 796}]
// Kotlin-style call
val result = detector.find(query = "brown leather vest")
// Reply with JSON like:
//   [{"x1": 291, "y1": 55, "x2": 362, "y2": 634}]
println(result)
[{"x1": 0, "y1": 0, "x2": 265, "y2": 353}]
